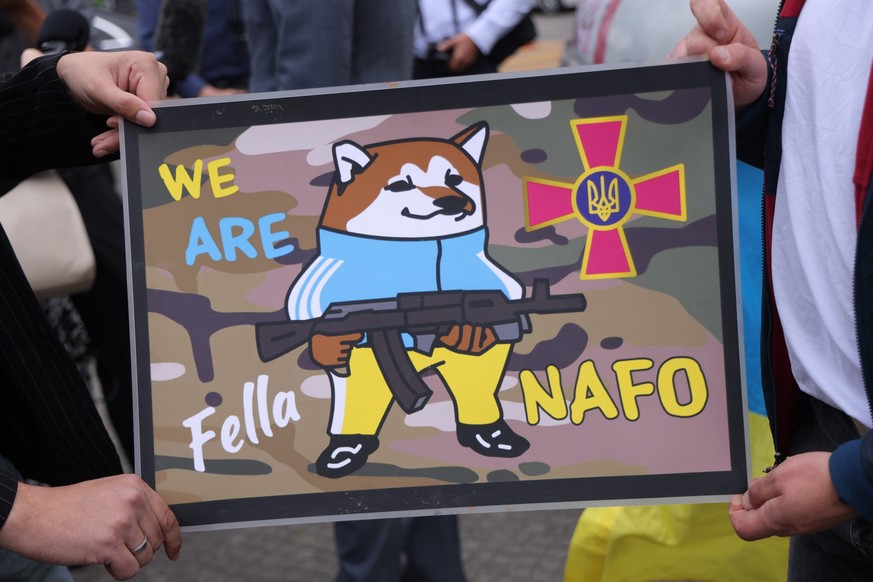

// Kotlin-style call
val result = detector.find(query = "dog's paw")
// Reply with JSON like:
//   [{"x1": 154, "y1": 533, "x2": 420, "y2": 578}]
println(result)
[
  {"x1": 314, "y1": 435, "x2": 380, "y2": 478},
  {"x1": 456, "y1": 419, "x2": 529, "y2": 458}
]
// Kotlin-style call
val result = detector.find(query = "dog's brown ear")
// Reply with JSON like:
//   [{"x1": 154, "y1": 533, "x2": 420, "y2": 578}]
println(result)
[
  {"x1": 451, "y1": 122, "x2": 489, "y2": 165},
  {"x1": 333, "y1": 140, "x2": 373, "y2": 187}
]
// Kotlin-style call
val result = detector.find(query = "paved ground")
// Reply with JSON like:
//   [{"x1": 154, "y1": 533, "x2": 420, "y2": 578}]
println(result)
[
  {"x1": 73, "y1": 13, "x2": 579, "y2": 582},
  {"x1": 71, "y1": 509, "x2": 582, "y2": 581}
]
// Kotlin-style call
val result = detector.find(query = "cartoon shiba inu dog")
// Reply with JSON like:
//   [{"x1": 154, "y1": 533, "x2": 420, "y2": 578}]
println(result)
[{"x1": 286, "y1": 121, "x2": 530, "y2": 478}]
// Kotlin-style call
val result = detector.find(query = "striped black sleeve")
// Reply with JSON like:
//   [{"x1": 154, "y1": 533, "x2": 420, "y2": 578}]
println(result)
[
  {"x1": 0, "y1": 53, "x2": 113, "y2": 182},
  {"x1": 0, "y1": 225, "x2": 123, "y2": 486},
  {"x1": 0, "y1": 471, "x2": 18, "y2": 530}
]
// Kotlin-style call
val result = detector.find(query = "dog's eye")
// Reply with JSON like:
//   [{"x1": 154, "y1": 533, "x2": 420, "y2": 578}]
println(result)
[
  {"x1": 385, "y1": 176, "x2": 415, "y2": 192},
  {"x1": 445, "y1": 171, "x2": 463, "y2": 188}
]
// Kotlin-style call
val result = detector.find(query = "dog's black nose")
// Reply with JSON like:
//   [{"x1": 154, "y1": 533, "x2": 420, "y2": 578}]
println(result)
[{"x1": 434, "y1": 194, "x2": 474, "y2": 215}]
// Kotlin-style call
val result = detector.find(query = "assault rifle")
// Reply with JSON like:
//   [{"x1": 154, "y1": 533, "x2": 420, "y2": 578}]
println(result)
[{"x1": 256, "y1": 279, "x2": 586, "y2": 414}]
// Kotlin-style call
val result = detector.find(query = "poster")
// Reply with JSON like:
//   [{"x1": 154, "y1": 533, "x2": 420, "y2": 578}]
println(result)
[{"x1": 122, "y1": 60, "x2": 748, "y2": 530}]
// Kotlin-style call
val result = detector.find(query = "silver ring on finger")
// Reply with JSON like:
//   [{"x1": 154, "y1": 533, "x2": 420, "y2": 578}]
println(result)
[{"x1": 130, "y1": 535, "x2": 149, "y2": 555}]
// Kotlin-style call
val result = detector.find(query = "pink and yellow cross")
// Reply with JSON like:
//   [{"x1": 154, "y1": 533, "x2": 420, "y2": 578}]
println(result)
[{"x1": 523, "y1": 115, "x2": 686, "y2": 280}]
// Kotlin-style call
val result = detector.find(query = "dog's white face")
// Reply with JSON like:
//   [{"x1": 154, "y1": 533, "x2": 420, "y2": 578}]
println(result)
[
  {"x1": 346, "y1": 153, "x2": 484, "y2": 238},
  {"x1": 322, "y1": 123, "x2": 489, "y2": 239}
]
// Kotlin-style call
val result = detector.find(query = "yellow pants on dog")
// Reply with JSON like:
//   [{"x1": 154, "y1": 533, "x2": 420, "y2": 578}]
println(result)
[{"x1": 331, "y1": 343, "x2": 511, "y2": 435}]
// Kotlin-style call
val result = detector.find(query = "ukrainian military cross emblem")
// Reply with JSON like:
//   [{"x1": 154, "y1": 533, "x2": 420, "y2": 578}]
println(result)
[{"x1": 524, "y1": 115, "x2": 687, "y2": 279}]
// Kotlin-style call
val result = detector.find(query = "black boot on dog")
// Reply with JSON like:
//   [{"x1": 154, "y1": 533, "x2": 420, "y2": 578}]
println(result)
[
  {"x1": 456, "y1": 419, "x2": 529, "y2": 457},
  {"x1": 315, "y1": 434, "x2": 380, "y2": 478}
]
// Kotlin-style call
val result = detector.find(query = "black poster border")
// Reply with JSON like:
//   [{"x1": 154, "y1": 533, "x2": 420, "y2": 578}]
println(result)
[{"x1": 123, "y1": 58, "x2": 748, "y2": 529}]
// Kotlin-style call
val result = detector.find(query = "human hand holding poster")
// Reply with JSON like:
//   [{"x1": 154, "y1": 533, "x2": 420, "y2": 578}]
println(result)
[{"x1": 121, "y1": 59, "x2": 749, "y2": 530}]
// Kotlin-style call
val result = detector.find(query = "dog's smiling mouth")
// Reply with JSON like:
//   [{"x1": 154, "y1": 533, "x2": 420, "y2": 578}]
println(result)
[
  {"x1": 402, "y1": 191, "x2": 477, "y2": 222},
  {"x1": 401, "y1": 207, "x2": 470, "y2": 221},
  {"x1": 390, "y1": 170, "x2": 477, "y2": 222}
]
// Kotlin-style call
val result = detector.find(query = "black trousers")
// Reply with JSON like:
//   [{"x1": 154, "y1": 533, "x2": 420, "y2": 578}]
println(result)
[
  {"x1": 413, "y1": 57, "x2": 498, "y2": 81},
  {"x1": 334, "y1": 516, "x2": 467, "y2": 582}
]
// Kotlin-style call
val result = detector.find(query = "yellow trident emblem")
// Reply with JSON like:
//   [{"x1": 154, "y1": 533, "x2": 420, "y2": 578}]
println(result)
[{"x1": 587, "y1": 174, "x2": 621, "y2": 222}]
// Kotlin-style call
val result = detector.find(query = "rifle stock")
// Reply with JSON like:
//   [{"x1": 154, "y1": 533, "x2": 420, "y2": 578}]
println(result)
[{"x1": 256, "y1": 319, "x2": 316, "y2": 362}]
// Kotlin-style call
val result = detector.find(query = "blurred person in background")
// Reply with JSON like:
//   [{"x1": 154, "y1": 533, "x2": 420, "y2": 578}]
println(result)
[
  {"x1": 241, "y1": 0, "x2": 415, "y2": 92},
  {"x1": 238, "y1": 2, "x2": 468, "y2": 578},
  {"x1": 0, "y1": 47, "x2": 181, "y2": 581},
  {"x1": 672, "y1": 0, "x2": 873, "y2": 579},
  {"x1": 137, "y1": 0, "x2": 249, "y2": 98},
  {"x1": 0, "y1": 0, "x2": 138, "y2": 464},
  {"x1": 413, "y1": 0, "x2": 535, "y2": 79}
]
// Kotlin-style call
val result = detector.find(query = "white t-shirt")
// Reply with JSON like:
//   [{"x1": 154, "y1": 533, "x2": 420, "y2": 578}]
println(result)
[{"x1": 772, "y1": 0, "x2": 873, "y2": 428}]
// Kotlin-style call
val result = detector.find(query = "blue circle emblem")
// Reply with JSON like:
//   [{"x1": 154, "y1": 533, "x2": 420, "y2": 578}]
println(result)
[{"x1": 575, "y1": 169, "x2": 633, "y2": 228}]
